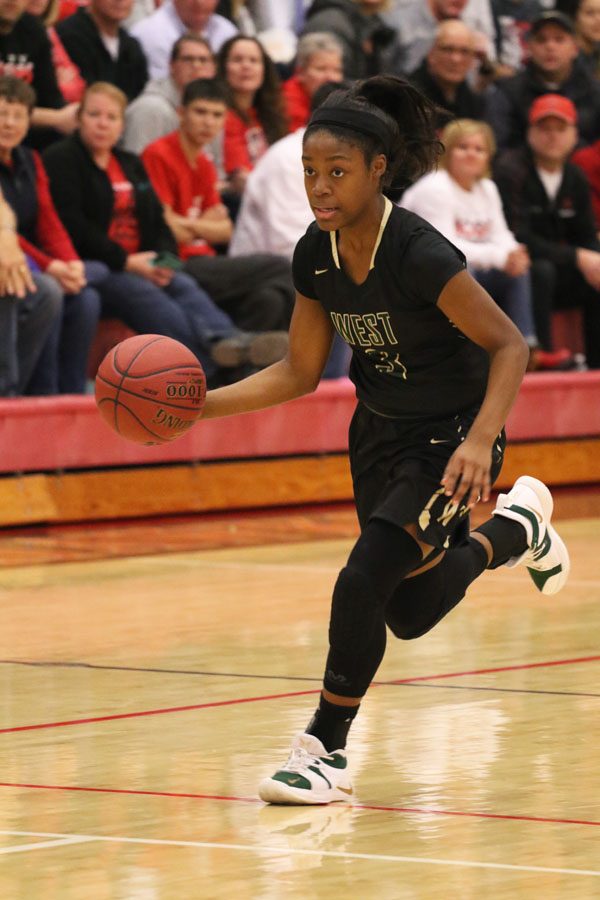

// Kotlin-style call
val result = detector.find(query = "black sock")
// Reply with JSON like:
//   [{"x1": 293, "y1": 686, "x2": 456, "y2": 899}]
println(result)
[
  {"x1": 475, "y1": 516, "x2": 528, "y2": 569},
  {"x1": 306, "y1": 695, "x2": 360, "y2": 751}
]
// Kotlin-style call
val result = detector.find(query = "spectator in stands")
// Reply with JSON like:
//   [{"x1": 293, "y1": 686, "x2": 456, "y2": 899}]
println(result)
[
  {"x1": 0, "y1": 76, "x2": 104, "y2": 393},
  {"x1": 572, "y1": 137, "x2": 600, "y2": 232},
  {"x1": 0, "y1": 184, "x2": 62, "y2": 395},
  {"x1": 574, "y1": 0, "x2": 600, "y2": 77},
  {"x1": 487, "y1": 10, "x2": 600, "y2": 150},
  {"x1": 494, "y1": 93, "x2": 600, "y2": 368},
  {"x1": 0, "y1": 0, "x2": 78, "y2": 141},
  {"x1": 409, "y1": 19, "x2": 486, "y2": 128},
  {"x1": 43, "y1": 82, "x2": 288, "y2": 385},
  {"x1": 142, "y1": 78, "x2": 294, "y2": 332},
  {"x1": 302, "y1": 0, "x2": 403, "y2": 79},
  {"x1": 56, "y1": 0, "x2": 148, "y2": 103},
  {"x1": 401, "y1": 118, "x2": 571, "y2": 370},
  {"x1": 26, "y1": 0, "x2": 86, "y2": 103},
  {"x1": 217, "y1": 35, "x2": 288, "y2": 198},
  {"x1": 122, "y1": 34, "x2": 216, "y2": 155},
  {"x1": 131, "y1": 0, "x2": 238, "y2": 82},
  {"x1": 282, "y1": 33, "x2": 343, "y2": 132},
  {"x1": 229, "y1": 79, "x2": 352, "y2": 377},
  {"x1": 384, "y1": 0, "x2": 497, "y2": 74}
]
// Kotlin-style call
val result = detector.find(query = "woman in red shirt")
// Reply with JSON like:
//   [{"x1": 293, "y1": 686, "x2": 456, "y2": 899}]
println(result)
[{"x1": 217, "y1": 35, "x2": 289, "y2": 199}]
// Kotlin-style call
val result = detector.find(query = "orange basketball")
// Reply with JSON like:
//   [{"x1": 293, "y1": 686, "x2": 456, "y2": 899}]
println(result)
[{"x1": 95, "y1": 334, "x2": 206, "y2": 445}]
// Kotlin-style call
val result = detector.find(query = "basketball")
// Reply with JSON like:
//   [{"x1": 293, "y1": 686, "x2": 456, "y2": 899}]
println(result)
[{"x1": 95, "y1": 334, "x2": 206, "y2": 445}]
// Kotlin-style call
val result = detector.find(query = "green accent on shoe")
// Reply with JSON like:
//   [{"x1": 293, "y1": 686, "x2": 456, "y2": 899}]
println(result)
[
  {"x1": 506, "y1": 503, "x2": 540, "y2": 548},
  {"x1": 320, "y1": 753, "x2": 347, "y2": 770},
  {"x1": 528, "y1": 563, "x2": 563, "y2": 592},
  {"x1": 532, "y1": 531, "x2": 551, "y2": 561},
  {"x1": 308, "y1": 765, "x2": 331, "y2": 788},
  {"x1": 272, "y1": 771, "x2": 312, "y2": 790}
]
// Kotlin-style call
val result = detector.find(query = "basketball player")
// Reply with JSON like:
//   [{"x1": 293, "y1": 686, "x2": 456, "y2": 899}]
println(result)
[{"x1": 201, "y1": 75, "x2": 571, "y2": 805}]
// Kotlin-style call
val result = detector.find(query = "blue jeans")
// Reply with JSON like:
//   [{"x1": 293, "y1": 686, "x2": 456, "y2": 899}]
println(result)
[
  {"x1": 27, "y1": 261, "x2": 105, "y2": 395},
  {"x1": 473, "y1": 268, "x2": 537, "y2": 345},
  {"x1": 95, "y1": 270, "x2": 237, "y2": 378},
  {"x1": 0, "y1": 273, "x2": 64, "y2": 396}
]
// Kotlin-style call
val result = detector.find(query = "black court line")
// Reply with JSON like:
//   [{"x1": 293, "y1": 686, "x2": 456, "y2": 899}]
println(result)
[{"x1": 2, "y1": 659, "x2": 599, "y2": 699}]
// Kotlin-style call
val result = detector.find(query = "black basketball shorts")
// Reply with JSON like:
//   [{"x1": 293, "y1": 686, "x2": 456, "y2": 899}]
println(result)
[{"x1": 349, "y1": 402, "x2": 506, "y2": 550}]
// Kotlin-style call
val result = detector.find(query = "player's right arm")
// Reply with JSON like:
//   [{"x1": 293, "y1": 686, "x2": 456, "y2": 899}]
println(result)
[{"x1": 201, "y1": 292, "x2": 335, "y2": 420}]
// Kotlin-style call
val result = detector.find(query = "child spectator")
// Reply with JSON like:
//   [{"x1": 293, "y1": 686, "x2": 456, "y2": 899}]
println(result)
[
  {"x1": 26, "y1": 0, "x2": 86, "y2": 103},
  {"x1": 0, "y1": 76, "x2": 103, "y2": 392},
  {"x1": 142, "y1": 78, "x2": 294, "y2": 332},
  {"x1": 43, "y1": 82, "x2": 289, "y2": 385},
  {"x1": 282, "y1": 32, "x2": 343, "y2": 132},
  {"x1": 402, "y1": 118, "x2": 572, "y2": 369},
  {"x1": 217, "y1": 35, "x2": 288, "y2": 200},
  {"x1": 494, "y1": 93, "x2": 600, "y2": 368},
  {"x1": 56, "y1": 0, "x2": 148, "y2": 102}
]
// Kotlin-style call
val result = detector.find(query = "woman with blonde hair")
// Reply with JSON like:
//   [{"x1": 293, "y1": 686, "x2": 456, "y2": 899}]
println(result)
[{"x1": 402, "y1": 118, "x2": 572, "y2": 370}]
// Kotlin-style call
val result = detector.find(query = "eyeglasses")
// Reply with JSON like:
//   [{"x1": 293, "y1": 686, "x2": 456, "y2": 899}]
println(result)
[
  {"x1": 435, "y1": 45, "x2": 476, "y2": 58},
  {"x1": 177, "y1": 55, "x2": 213, "y2": 65}
]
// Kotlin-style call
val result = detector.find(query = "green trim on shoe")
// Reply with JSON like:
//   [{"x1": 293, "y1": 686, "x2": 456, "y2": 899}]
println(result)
[
  {"x1": 505, "y1": 503, "x2": 541, "y2": 548},
  {"x1": 272, "y1": 771, "x2": 312, "y2": 790},
  {"x1": 528, "y1": 563, "x2": 563, "y2": 592}
]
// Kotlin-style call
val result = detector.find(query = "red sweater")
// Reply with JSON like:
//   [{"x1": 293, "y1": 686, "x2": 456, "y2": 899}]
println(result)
[
  {"x1": 282, "y1": 75, "x2": 311, "y2": 133},
  {"x1": 223, "y1": 107, "x2": 268, "y2": 174},
  {"x1": 143, "y1": 130, "x2": 221, "y2": 259},
  {"x1": 19, "y1": 152, "x2": 79, "y2": 270}
]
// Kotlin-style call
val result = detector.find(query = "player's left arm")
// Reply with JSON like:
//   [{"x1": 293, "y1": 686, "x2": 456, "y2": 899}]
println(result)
[{"x1": 437, "y1": 268, "x2": 529, "y2": 508}]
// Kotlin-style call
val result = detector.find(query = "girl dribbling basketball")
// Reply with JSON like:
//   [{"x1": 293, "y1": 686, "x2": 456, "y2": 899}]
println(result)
[{"x1": 201, "y1": 75, "x2": 571, "y2": 804}]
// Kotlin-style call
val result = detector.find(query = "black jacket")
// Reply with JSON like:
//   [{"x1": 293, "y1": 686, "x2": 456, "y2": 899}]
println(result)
[
  {"x1": 303, "y1": 0, "x2": 403, "y2": 79},
  {"x1": 0, "y1": 14, "x2": 64, "y2": 109},
  {"x1": 56, "y1": 9, "x2": 148, "y2": 102},
  {"x1": 43, "y1": 132, "x2": 177, "y2": 270},
  {"x1": 409, "y1": 60, "x2": 486, "y2": 128},
  {"x1": 487, "y1": 56, "x2": 600, "y2": 149},
  {"x1": 493, "y1": 146, "x2": 600, "y2": 267}
]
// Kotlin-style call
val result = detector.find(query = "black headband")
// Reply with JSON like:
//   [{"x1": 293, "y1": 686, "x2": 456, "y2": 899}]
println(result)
[{"x1": 307, "y1": 106, "x2": 393, "y2": 155}]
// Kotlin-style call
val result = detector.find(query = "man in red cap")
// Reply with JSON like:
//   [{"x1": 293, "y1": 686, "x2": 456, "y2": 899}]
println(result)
[
  {"x1": 493, "y1": 92, "x2": 600, "y2": 369},
  {"x1": 486, "y1": 10, "x2": 600, "y2": 150}
]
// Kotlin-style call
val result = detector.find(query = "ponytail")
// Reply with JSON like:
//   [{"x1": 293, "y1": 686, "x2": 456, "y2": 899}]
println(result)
[{"x1": 305, "y1": 75, "x2": 443, "y2": 197}]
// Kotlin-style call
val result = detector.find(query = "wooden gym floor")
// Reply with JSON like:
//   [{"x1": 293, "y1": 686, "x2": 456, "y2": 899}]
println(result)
[{"x1": 0, "y1": 491, "x2": 599, "y2": 898}]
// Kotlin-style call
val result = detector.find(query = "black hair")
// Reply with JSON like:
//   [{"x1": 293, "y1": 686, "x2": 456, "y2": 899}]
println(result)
[
  {"x1": 304, "y1": 75, "x2": 443, "y2": 197},
  {"x1": 310, "y1": 79, "x2": 353, "y2": 113},
  {"x1": 0, "y1": 75, "x2": 36, "y2": 112},
  {"x1": 170, "y1": 33, "x2": 213, "y2": 64},
  {"x1": 181, "y1": 77, "x2": 228, "y2": 108}
]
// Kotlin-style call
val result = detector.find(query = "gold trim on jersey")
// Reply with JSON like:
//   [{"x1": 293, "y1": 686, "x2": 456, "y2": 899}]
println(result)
[{"x1": 329, "y1": 196, "x2": 393, "y2": 271}]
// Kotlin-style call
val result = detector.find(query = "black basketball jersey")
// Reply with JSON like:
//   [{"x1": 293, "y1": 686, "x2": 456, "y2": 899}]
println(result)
[{"x1": 292, "y1": 198, "x2": 489, "y2": 420}]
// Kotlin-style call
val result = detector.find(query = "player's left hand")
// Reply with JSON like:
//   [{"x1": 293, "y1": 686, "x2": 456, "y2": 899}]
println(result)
[{"x1": 441, "y1": 436, "x2": 492, "y2": 509}]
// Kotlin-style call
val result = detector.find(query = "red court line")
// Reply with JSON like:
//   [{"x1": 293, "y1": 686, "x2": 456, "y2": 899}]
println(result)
[
  {"x1": 1, "y1": 655, "x2": 598, "y2": 736},
  {"x1": 389, "y1": 655, "x2": 600, "y2": 684},
  {"x1": 0, "y1": 688, "x2": 320, "y2": 735},
  {"x1": 1, "y1": 781, "x2": 598, "y2": 828}
]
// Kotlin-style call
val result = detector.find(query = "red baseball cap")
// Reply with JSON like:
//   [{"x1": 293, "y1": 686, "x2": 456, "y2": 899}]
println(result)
[{"x1": 528, "y1": 94, "x2": 577, "y2": 126}]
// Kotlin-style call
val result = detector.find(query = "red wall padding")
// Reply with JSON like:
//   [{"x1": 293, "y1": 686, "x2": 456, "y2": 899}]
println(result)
[{"x1": 1, "y1": 373, "x2": 599, "y2": 474}]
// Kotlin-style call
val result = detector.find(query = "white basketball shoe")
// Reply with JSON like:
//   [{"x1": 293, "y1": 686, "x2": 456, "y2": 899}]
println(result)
[
  {"x1": 492, "y1": 475, "x2": 570, "y2": 595},
  {"x1": 258, "y1": 733, "x2": 353, "y2": 805}
]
